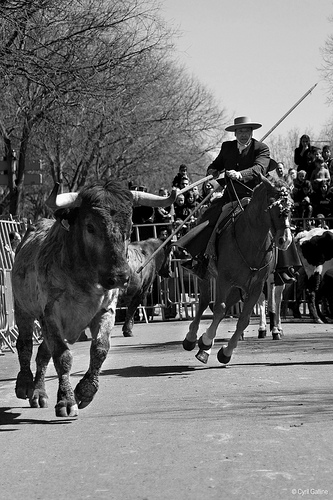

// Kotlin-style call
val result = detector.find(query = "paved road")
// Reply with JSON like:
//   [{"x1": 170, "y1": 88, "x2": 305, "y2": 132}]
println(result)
[{"x1": 0, "y1": 318, "x2": 332, "y2": 500}]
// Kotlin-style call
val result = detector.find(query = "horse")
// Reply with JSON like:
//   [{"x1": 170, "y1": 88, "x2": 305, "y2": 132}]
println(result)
[{"x1": 182, "y1": 175, "x2": 293, "y2": 365}]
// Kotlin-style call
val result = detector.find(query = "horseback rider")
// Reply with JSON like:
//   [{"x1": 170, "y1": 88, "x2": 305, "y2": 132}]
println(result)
[{"x1": 177, "y1": 116, "x2": 301, "y2": 281}]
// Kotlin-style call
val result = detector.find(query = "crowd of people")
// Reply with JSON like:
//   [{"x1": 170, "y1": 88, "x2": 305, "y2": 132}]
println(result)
[
  {"x1": 132, "y1": 136, "x2": 333, "y2": 244},
  {"x1": 291, "y1": 136, "x2": 333, "y2": 228},
  {"x1": 131, "y1": 163, "x2": 224, "y2": 243}
]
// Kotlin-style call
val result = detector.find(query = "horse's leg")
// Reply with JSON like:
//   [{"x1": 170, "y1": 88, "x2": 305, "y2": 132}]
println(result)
[
  {"x1": 271, "y1": 284, "x2": 285, "y2": 340},
  {"x1": 195, "y1": 286, "x2": 240, "y2": 364},
  {"x1": 257, "y1": 291, "x2": 267, "y2": 338},
  {"x1": 217, "y1": 284, "x2": 263, "y2": 364},
  {"x1": 183, "y1": 278, "x2": 210, "y2": 351},
  {"x1": 15, "y1": 308, "x2": 35, "y2": 401}
]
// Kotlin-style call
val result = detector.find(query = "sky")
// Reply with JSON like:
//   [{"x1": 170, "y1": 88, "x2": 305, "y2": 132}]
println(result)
[{"x1": 160, "y1": 0, "x2": 333, "y2": 142}]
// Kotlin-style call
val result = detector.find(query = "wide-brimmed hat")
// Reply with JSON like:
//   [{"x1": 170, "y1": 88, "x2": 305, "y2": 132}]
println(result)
[{"x1": 225, "y1": 116, "x2": 262, "y2": 132}]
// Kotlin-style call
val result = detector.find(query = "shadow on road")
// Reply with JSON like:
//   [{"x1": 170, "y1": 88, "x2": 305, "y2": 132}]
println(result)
[
  {"x1": 0, "y1": 407, "x2": 75, "y2": 429},
  {"x1": 101, "y1": 364, "x2": 197, "y2": 378}
]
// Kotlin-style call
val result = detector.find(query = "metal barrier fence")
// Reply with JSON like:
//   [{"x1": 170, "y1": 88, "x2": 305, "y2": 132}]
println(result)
[
  {"x1": 0, "y1": 219, "x2": 26, "y2": 353},
  {"x1": 0, "y1": 216, "x2": 328, "y2": 353}
]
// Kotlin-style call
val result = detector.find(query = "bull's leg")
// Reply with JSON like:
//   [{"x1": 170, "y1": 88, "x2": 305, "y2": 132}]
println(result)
[
  {"x1": 75, "y1": 306, "x2": 116, "y2": 410},
  {"x1": 217, "y1": 285, "x2": 263, "y2": 364},
  {"x1": 15, "y1": 308, "x2": 35, "y2": 401},
  {"x1": 30, "y1": 340, "x2": 51, "y2": 408},
  {"x1": 122, "y1": 296, "x2": 143, "y2": 337},
  {"x1": 39, "y1": 314, "x2": 78, "y2": 417},
  {"x1": 183, "y1": 278, "x2": 210, "y2": 351},
  {"x1": 307, "y1": 272, "x2": 323, "y2": 324}
]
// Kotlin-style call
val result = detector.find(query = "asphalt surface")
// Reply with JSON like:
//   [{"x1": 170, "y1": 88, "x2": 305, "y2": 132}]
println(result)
[{"x1": 0, "y1": 317, "x2": 333, "y2": 500}]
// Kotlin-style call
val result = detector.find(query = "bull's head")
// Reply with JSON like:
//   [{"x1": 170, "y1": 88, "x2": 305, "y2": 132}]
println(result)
[{"x1": 45, "y1": 183, "x2": 178, "y2": 290}]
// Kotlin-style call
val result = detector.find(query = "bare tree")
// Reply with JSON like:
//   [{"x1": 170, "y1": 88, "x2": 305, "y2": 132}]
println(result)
[{"x1": 0, "y1": 0, "x2": 175, "y2": 214}]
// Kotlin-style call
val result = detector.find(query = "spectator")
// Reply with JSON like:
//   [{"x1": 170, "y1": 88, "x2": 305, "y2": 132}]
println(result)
[
  {"x1": 305, "y1": 146, "x2": 323, "y2": 178},
  {"x1": 322, "y1": 145, "x2": 333, "y2": 176},
  {"x1": 292, "y1": 180, "x2": 313, "y2": 220},
  {"x1": 184, "y1": 189, "x2": 199, "y2": 229},
  {"x1": 174, "y1": 193, "x2": 190, "y2": 222},
  {"x1": 275, "y1": 161, "x2": 285, "y2": 179},
  {"x1": 9, "y1": 231, "x2": 22, "y2": 254},
  {"x1": 172, "y1": 164, "x2": 191, "y2": 188},
  {"x1": 288, "y1": 167, "x2": 297, "y2": 182},
  {"x1": 178, "y1": 175, "x2": 190, "y2": 190},
  {"x1": 311, "y1": 181, "x2": 333, "y2": 218},
  {"x1": 173, "y1": 192, "x2": 197, "y2": 237},
  {"x1": 154, "y1": 188, "x2": 174, "y2": 225},
  {"x1": 316, "y1": 213, "x2": 329, "y2": 230},
  {"x1": 157, "y1": 227, "x2": 171, "y2": 241},
  {"x1": 192, "y1": 185, "x2": 201, "y2": 202},
  {"x1": 294, "y1": 134, "x2": 311, "y2": 171},
  {"x1": 293, "y1": 170, "x2": 307, "y2": 191},
  {"x1": 310, "y1": 159, "x2": 330, "y2": 190}
]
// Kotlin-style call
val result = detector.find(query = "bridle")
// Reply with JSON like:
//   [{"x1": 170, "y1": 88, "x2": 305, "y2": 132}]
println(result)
[{"x1": 265, "y1": 185, "x2": 293, "y2": 233}]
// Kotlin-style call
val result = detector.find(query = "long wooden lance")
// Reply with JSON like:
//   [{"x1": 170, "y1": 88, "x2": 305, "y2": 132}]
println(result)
[
  {"x1": 136, "y1": 83, "x2": 318, "y2": 272},
  {"x1": 260, "y1": 83, "x2": 318, "y2": 141}
]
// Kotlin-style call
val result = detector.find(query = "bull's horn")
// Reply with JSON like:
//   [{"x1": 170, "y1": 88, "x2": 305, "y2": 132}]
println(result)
[
  {"x1": 46, "y1": 183, "x2": 79, "y2": 210},
  {"x1": 132, "y1": 188, "x2": 177, "y2": 207}
]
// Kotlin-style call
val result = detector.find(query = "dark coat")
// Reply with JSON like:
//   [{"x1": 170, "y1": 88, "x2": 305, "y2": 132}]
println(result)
[{"x1": 207, "y1": 138, "x2": 270, "y2": 201}]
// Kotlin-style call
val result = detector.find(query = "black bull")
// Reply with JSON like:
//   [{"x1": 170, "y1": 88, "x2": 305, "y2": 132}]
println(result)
[
  {"x1": 117, "y1": 238, "x2": 172, "y2": 337},
  {"x1": 12, "y1": 180, "x2": 175, "y2": 418}
]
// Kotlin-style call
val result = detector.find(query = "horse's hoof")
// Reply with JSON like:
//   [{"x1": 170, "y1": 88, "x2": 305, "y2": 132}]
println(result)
[
  {"x1": 182, "y1": 338, "x2": 196, "y2": 351},
  {"x1": 272, "y1": 332, "x2": 281, "y2": 340},
  {"x1": 258, "y1": 329, "x2": 267, "y2": 339},
  {"x1": 195, "y1": 349, "x2": 209, "y2": 364},
  {"x1": 217, "y1": 346, "x2": 231, "y2": 364},
  {"x1": 198, "y1": 336, "x2": 212, "y2": 351}
]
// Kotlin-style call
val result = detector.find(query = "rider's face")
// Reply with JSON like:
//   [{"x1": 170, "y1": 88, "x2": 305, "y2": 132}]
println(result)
[{"x1": 235, "y1": 127, "x2": 253, "y2": 145}]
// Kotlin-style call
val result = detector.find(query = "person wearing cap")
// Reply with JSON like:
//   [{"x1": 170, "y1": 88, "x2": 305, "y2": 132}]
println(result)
[{"x1": 207, "y1": 116, "x2": 270, "y2": 200}]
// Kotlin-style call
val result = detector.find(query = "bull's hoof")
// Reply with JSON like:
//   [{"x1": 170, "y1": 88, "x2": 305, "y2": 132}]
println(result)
[
  {"x1": 182, "y1": 338, "x2": 196, "y2": 351},
  {"x1": 258, "y1": 329, "x2": 267, "y2": 339},
  {"x1": 197, "y1": 336, "x2": 212, "y2": 351},
  {"x1": 74, "y1": 377, "x2": 98, "y2": 410},
  {"x1": 195, "y1": 349, "x2": 210, "y2": 364},
  {"x1": 15, "y1": 371, "x2": 34, "y2": 400},
  {"x1": 123, "y1": 330, "x2": 133, "y2": 337},
  {"x1": 217, "y1": 346, "x2": 231, "y2": 364},
  {"x1": 29, "y1": 389, "x2": 48, "y2": 408},
  {"x1": 55, "y1": 401, "x2": 78, "y2": 418}
]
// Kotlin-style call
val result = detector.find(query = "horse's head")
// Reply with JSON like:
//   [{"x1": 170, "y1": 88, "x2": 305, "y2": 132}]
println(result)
[{"x1": 261, "y1": 175, "x2": 293, "y2": 251}]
